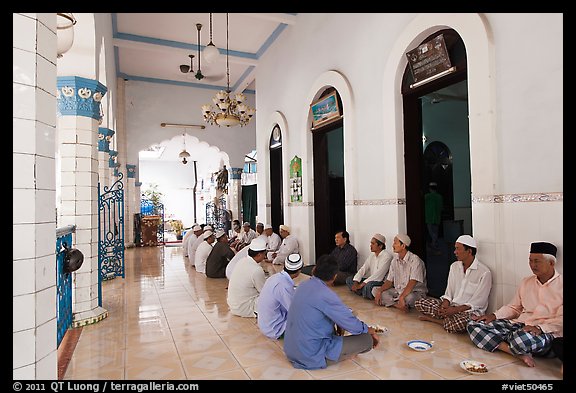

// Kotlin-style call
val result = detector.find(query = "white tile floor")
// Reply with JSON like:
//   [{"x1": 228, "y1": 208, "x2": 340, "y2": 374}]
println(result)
[{"x1": 63, "y1": 245, "x2": 563, "y2": 381}]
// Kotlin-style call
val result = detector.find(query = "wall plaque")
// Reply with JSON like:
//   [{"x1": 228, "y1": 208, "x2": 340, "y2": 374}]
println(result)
[
  {"x1": 406, "y1": 34, "x2": 454, "y2": 88},
  {"x1": 290, "y1": 156, "x2": 303, "y2": 203}
]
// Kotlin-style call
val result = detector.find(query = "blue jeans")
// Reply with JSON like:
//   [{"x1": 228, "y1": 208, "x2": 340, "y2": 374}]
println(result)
[{"x1": 345, "y1": 276, "x2": 383, "y2": 300}]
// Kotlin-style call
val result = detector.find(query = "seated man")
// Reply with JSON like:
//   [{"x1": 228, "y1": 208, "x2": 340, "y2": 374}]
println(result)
[
  {"x1": 284, "y1": 254, "x2": 379, "y2": 370},
  {"x1": 372, "y1": 233, "x2": 427, "y2": 311},
  {"x1": 346, "y1": 234, "x2": 392, "y2": 298},
  {"x1": 302, "y1": 230, "x2": 358, "y2": 286},
  {"x1": 257, "y1": 254, "x2": 303, "y2": 339},
  {"x1": 227, "y1": 238, "x2": 268, "y2": 317},
  {"x1": 226, "y1": 245, "x2": 248, "y2": 280},
  {"x1": 236, "y1": 221, "x2": 258, "y2": 251},
  {"x1": 467, "y1": 242, "x2": 562, "y2": 367},
  {"x1": 265, "y1": 224, "x2": 282, "y2": 260},
  {"x1": 181, "y1": 223, "x2": 198, "y2": 257},
  {"x1": 271, "y1": 225, "x2": 299, "y2": 265},
  {"x1": 186, "y1": 225, "x2": 206, "y2": 266},
  {"x1": 415, "y1": 235, "x2": 492, "y2": 333},
  {"x1": 206, "y1": 230, "x2": 235, "y2": 278},
  {"x1": 194, "y1": 230, "x2": 215, "y2": 274}
]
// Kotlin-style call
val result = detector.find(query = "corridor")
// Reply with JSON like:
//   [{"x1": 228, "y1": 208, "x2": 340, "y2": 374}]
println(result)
[{"x1": 62, "y1": 246, "x2": 562, "y2": 380}]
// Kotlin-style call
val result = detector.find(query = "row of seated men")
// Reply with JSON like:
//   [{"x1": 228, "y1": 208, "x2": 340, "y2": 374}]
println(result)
[
  {"x1": 223, "y1": 231, "x2": 563, "y2": 371},
  {"x1": 181, "y1": 221, "x2": 299, "y2": 279}
]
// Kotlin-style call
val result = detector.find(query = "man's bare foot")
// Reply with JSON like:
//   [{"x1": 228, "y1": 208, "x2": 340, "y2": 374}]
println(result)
[
  {"x1": 517, "y1": 353, "x2": 535, "y2": 367},
  {"x1": 419, "y1": 315, "x2": 443, "y2": 325}
]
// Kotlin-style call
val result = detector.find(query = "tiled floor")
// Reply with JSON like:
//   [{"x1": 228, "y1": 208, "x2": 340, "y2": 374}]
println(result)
[{"x1": 63, "y1": 245, "x2": 563, "y2": 380}]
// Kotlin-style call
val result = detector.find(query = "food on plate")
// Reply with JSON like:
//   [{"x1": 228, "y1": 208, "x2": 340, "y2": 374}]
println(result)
[{"x1": 464, "y1": 361, "x2": 488, "y2": 373}]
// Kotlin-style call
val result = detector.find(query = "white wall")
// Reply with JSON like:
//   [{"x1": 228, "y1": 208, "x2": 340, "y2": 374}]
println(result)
[
  {"x1": 254, "y1": 13, "x2": 563, "y2": 311},
  {"x1": 125, "y1": 80, "x2": 257, "y2": 174}
]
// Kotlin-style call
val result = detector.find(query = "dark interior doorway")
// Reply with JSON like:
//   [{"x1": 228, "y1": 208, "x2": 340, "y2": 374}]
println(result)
[
  {"x1": 312, "y1": 89, "x2": 345, "y2": 258},
  {"x1": 402, "y1": 29, "x2": 470, "y2": 298},
  {"x1": 269, "y1": 125, "x2": 284, "y2": 232}
]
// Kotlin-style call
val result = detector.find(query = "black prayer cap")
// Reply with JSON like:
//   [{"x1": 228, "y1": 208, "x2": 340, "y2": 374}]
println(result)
[{"x1": 529, "y1": 242, "x2": 557, "y2": 257}]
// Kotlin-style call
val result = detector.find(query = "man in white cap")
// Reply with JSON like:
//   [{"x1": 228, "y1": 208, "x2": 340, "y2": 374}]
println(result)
[
  {"x1": 467, "y1": 241, "x2": 562, "y2": 367},
  {"x1": 257, "y1": 253, "x2": 303, "y2": 339},
  {"x1": 264, "y1": 224, "x2": 282, "y2": 260},
  {"x1": 372, "y1": 233, "x2": 427, "y2": 311},
  {"x1": 271, "y1": 224, "x2": 299, "y2": 265},
  {"x1": 237, "y1": 221, "x2": 258, "y2": 250},
  {"x1": 346, "y1": 234, "x2": 392, "y2": 299},
  {"x1": 415, "y1": 235, "x2": 492, "y2": 333},
  {"x1": 183, "y1": 225, "x2": 202, "y2": 257},
  {"x1": 206, "y1": 230, "x2": 234, "y2": 278},
  {"x1": 187, "y1": 225, "x2": 208, "y2": 266},
  {"x1": 194, "y1": 230, "x2": 215, "y2": 274},
  {"x1": 227, "y1": 238, "x2": 268, "y2": 317}
]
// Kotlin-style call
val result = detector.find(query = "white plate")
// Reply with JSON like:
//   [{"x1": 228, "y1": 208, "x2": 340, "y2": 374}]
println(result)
[
  {"x1": 460, "y1": 359, "x2": 488, "y2": 374},
  {"x1": 407, "y1": 340, "x2": 433, "y2": 351},
  {"x1": 370, "y1": 325, "x2": 390, "y2": 335}
]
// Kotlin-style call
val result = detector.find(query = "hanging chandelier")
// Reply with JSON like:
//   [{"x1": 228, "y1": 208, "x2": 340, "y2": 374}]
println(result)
[{"x1": 201, "y1": 13, "x2": 255, "y2": 127}]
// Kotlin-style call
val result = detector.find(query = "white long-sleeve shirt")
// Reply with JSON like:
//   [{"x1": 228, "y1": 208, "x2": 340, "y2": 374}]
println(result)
[
  {"x1": 240, "y1": 229, "x2": 258, "y2": 245},
  {"x1": 267, "y1": 233, "x2": 282, "y2": 253},
  {"x1": 272, "y1": 234, "x2": 299, "y2": 265},
  {"x1": 227, "y1": 256, "x2": 266, "y2": 317},
  {"x1": 352, "y1": 249, "x2": 393, "y2": 283},
  {"x1": 187, "y1": 235, "x2": 205, "y2": 266},
  {"x1": 226, "y1": 246, "x2": 249, "y2": 280},
  {"x1": 182, "y1": 232, "x2": 197, "y2": 257},
  {"x1": 194, "y1": 241, "x2": 213, "y2": 274},
  {"x1": 441, "y1": 258, "x2": 492, "y2": 314}
]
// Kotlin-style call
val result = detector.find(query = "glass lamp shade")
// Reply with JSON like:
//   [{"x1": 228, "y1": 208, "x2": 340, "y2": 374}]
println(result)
[
  {"x1": 57, "y1": 13, "x2": 76, "y2": 58},
  {"x1": 216, "y1": 114, "x2": 240, "y2": 127},
  {"x1": 202, "y1": 43, "x2": 221, "y2": 64}
]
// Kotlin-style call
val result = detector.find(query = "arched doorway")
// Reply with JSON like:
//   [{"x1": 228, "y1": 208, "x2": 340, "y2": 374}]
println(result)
[
  {"x1": 312, "y1": 88, "x2": 345, "y2": 258},
  {"x1": 269, "y1": 124, "x2": 284, "y2": 231},
  {"x1": 402, "y1": 29, "x2": 472, "y2": 297}
]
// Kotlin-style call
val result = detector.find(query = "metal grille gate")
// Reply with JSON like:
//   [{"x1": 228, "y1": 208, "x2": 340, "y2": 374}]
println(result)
[
  {"x1": 98, "y1": 173, "x2": 125, "y2": 305},
  {"x1": 56, "y1": 225, "x2": 75, "y2": 347},
  {"x1": 205, "y1": 194, "x2": 227, "y2": 230},
  {"x1": 140, "y1": 198, "x2": 165, "y2": 244}
]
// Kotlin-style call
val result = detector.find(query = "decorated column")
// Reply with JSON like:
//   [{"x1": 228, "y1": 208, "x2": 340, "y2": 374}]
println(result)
[
  {"x1": 228, "y1": 167, "x2": 243, "y2": 221},
  {"x1": 125, "y1": 164, "x2": 137, "y2": 247},
  {"x1": 57, "y1": 76, "x2": 108, "y2": 327},
  {"x1": 97, "y1": 127, "x2": 114, "y2": 189}
]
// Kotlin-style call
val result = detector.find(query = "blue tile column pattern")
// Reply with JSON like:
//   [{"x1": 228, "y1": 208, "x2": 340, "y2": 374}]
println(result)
[
  {"x1": 230, "y1": 167, "x2": 243, "y2": 180},
  {"x1": 108, "y1": 150, "x2": 118, "y2": 168},
  {"x1": 126, "y1": 164, "x2": 136, "y2": 178},
  {"x1": 98, "y1": 128, "x2": 114, "y2": 152},
  {"x1": 57, "y1": 76, "x2": 108, "y2": 120}
]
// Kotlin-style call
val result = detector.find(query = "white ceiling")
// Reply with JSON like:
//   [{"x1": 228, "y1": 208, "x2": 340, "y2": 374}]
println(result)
[{"x1": 114, "y1": 13, "x2": 297, "y2": 94}]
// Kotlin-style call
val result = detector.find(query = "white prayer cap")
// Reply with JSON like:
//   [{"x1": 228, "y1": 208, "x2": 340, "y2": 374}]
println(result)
[
  {"x1": 203, "y1": 230, "x2": 214, "y2": 239},
  {"x1": 204, "y1": 225, "x2": 213, "y2": 231},
  {"x1": 264, "y1": 224, "x2": 273, "y2": 230},
  {"x1": 279, "y1": 224, "x2": 291, "y2": 233},
  {"x1": 456, "y1": 235, "x2": 477, "y2": 248},
  {"x1": 395, "y1": 233, "x2": 411, "y2": 247},
  {"x1": 215, "y1": 230, "x2": 226, "y2": 239},
  {"x1": 256, "y1": 222, "x2": 264, "y2": 227},
  {"x1": 372, "y1": 233, "x2": 386, "y2": 245},
  {"x1": 193, "y1": 225, "x2": 202, "y2": 231},
  {"x1": 285, "y1": 254, "x2": 303, "y2": 271},
  {"x1": 249, "y1": 238, "x2": 267, "y2": 252},
  {"x1": 243, "y1": 221, "x2": 251, "y2": 227}
]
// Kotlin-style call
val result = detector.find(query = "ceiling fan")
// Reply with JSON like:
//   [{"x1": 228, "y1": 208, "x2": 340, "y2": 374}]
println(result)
[{"x1": 179, "y1": 23, "x2": 225, "y2": 82}]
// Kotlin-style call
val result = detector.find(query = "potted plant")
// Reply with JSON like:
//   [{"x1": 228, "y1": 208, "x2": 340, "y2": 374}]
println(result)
[{"x1": 170, "y1": 220, "x2": 184, "y2": 240}]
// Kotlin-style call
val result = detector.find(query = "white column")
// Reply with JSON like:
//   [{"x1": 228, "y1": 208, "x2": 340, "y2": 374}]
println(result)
[
  {"x1": 228, "y1": 167, "x2": 243, "y2": 221},
  {"x1": 13, "y1": 13, "x2": 58, "y2": 380},
  {"x1": 125, "y1": 164, "x2": 137, "y2": 247},
  {"x1": 57, "y1": 75, "x2": 108, "y2": 328}
]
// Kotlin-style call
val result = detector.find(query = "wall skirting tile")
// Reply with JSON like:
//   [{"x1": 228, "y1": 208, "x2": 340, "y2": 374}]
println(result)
[
  {"x1": 287, "y1": 201, "x2": 314, "y2": 207},
  {"x1": 345, "y1": 199, "x2": 406, "y2": 206},
  {"x1": 472, "y1": 192, "x2": 563, "y2": 203}
]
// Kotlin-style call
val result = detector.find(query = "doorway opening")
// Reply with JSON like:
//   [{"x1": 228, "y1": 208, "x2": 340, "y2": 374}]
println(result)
[
  {"x1": 312, "y1": 88, "x2": 345, "y2": 258},
  {"x1": 269, "y1": 125, "x2": 284, "y2": 232},
  {"x1": 402, "y1": 29, "x2": 472, "y2": 298}
]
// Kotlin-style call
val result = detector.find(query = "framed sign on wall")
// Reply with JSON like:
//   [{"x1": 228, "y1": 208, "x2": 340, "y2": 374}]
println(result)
[{"x1": 290, "y1": 156, "x2": 302, "y2": 202}]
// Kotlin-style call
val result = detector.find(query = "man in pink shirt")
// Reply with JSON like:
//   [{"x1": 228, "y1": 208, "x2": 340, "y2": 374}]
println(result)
[{"x1": 467, "y1": 242, "x2": 562, "y2": 367}]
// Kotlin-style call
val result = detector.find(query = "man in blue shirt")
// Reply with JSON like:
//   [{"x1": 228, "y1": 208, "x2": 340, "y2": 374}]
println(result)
[
  {"x1": 284, "y1": 254, "x2": 379, "y2": 369},
  {"x1": 257, "y1": 253, "x2": 303, "y2": 339}
]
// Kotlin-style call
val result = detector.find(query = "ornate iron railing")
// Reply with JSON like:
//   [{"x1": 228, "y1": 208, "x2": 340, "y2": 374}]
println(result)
[
  {"x1": 98, "y1": 173, "x2": 125, "y2": 299},
  {"x1": 56, "y1": 224, "x2": 75, "y2": 347},
  {"x1": 205, "y1": 194, "x2": 227, "y2": 230}
]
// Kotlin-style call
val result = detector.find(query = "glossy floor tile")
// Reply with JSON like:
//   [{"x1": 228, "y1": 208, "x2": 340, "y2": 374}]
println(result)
[{"x1": 63, "y1": 245, "x2": 563, "y2": 381}]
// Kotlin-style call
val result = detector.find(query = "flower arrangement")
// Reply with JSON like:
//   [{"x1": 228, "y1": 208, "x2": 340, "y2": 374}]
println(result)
[{"x1": 169, "y1": 219, "x2": 184, "y2": 237}]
